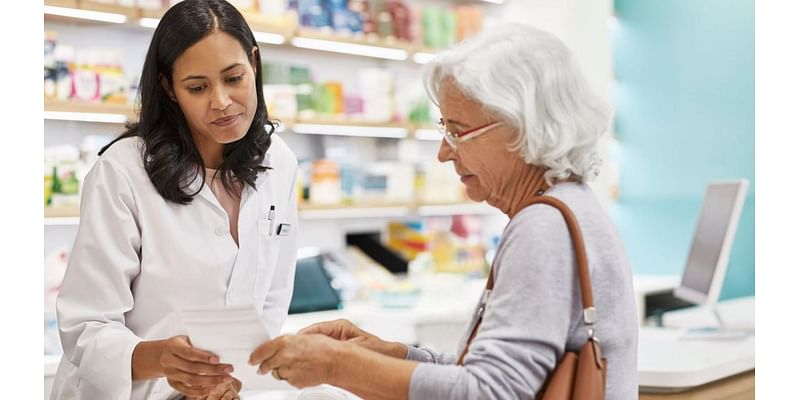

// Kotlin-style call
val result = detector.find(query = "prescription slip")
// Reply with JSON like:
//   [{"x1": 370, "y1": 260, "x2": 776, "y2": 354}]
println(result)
[{"x1": 180, "y1": 304, "x2": 294, "y2": 390}]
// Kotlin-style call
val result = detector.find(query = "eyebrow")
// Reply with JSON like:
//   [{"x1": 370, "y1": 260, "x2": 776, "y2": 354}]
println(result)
[{"x1": 180, "y1": 63, "x2": 244, "y2": 82}]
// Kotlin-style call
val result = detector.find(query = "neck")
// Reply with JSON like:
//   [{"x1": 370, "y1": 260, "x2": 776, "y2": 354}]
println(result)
[
  {"x1": 487, "y1": 165, "x2": 550, "y2": 219},
  {"x1": 192, "y1": 133, "x2": 223, "y2": 169}
]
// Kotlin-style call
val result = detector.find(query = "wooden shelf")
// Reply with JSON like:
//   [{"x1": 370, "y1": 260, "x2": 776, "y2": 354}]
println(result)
[
  {"x1": 295, "y1": 28, "x2": 415, "y2": 51},
  {"x1": 292, "y1": 117, "x2": 408, "y2": 129},
  {"x1": 44, "y1": 202, "x2": 498, "y2": 225},
  {"x1": 45, "y1": 206, "x2": 80, "y2": 218},
  {"x1": 243, "y1": 11, "x2": 296, "y2": 37},
  {"x1": 44, "y1": 101, "x2": 440, "y2": 140},
  {"x1": 79, "y1": 0, "x2": 140, "y2": 18},
  {"x1": 44, "y1": 99, "x2": 137, "y2": 122},
  {"x1": 44, "y1": 0, "x2": 78, "y2": 8}
]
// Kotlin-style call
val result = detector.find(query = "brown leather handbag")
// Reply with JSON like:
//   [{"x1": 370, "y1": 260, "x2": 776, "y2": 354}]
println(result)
[{"x1": 456, "y1": 195, "x2": 607, "y2": 400}]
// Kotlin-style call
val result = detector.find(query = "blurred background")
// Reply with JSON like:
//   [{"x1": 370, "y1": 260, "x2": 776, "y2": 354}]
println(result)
[{"x1": 42, "y1": 0, "x2": 754, "y2": 397}]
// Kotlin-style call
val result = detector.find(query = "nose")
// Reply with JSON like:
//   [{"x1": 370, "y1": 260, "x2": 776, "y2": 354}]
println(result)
[
  {"x1": 210, "y1": 85, "x2": 232, "y2": 111},
  {"x1": 437, "y1": 140, "x2": 456, "y2": 163}
]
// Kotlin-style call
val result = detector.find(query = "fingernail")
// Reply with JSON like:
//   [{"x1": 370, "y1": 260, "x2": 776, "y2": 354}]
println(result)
[
  {"x1": 225, "y1": 366, "x2": 233, "y2": 373},
  {"x1": 223, "y1": 376, "x2": 233, "y2": 383},
  {"x1": 257, "y1": 368, "x2": 266, "y2": 375},
  {"x1": 210, "y1": 356, "x2": 219, "y2": 363}
]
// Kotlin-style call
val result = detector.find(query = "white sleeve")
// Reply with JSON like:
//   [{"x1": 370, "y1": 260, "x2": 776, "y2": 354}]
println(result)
[
  {"x1": 260, "y1": 164, "x2": 299, "y2": 337},
  {"x1": 56, "y1": 158, "x2": 144, "y2": 398}
]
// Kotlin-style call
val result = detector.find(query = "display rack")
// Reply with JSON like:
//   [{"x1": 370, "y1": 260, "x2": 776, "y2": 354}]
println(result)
[
  {"x1": 44, "y1": 100, "x2": 440, "y2": 140},
  {"x1": 44, "y1": 0, "x2": 448, "y2": 63}
]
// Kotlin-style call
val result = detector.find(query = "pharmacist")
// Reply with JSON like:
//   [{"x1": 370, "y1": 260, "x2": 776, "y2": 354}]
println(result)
[{"x1": 49, "y1": 1, "x2": 299, "y2": 399}]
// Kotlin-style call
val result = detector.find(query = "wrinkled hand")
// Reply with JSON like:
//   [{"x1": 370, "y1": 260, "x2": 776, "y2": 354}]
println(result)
[
  {"x1": 299, "y1": 319, "x2": 406, "y2": 358},
  {"x1": 248, "y1": 334, "x2": 343, "y2": 388},
  {"x1": 159, "y1": 335, "x2": 234, "y2": 397},
  {"x1": 188, "y1": 378, "x2": 242, "y2": 400}
]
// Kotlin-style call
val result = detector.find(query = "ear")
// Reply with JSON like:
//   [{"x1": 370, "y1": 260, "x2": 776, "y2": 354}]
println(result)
[
  {"x1": 250, "y1": 46, "x2": 259, "y2": 73},
  {"x1": 160, "y1": 75, "x2": 177, "y2": 102}
]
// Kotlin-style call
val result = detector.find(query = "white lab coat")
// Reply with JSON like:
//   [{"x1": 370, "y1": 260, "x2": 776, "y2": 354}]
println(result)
[{"x1": 50, "y1": 135, "x2": 299, "y2": 400}]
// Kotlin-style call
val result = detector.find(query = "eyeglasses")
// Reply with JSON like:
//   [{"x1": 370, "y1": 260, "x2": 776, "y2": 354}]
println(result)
[{"x1": 438, "y1": 117, "x2": 503, "y2": 149}]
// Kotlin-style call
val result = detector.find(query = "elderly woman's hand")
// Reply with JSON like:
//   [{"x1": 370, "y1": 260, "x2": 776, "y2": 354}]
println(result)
[
  {"x1": 191, "y1": 378, "x2": 241, "y2": 400},
  {"x1": 298, "y1": 319, "x2": 407, "y2": 359},
  {"x1": 248, "y1": 334, "x2": 344, "y2": 388}
]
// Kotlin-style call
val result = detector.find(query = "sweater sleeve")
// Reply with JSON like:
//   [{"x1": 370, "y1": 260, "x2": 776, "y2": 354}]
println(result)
[
  {"x1": 408, "y1": 205, "x2": 582, "y2": 399},
  {"x1": 405, "y1": 345, "x2": 457, "y2": 365}
]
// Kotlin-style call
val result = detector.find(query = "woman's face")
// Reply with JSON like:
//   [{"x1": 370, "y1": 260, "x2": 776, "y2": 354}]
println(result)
[
  {"x1": 436, "y1": 78, "x2": 520, "y2": 202},
  {"x1": 170, "y1": 32, "x2": 258, "y2": 166}
]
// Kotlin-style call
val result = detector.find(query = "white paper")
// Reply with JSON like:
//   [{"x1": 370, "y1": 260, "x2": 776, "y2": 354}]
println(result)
[
  {"x1": 241, "y1": 385, "x2": 357, "y2": 400},
  {"x1": 180, "y1": 304, "x2": 295, "y2": 391}
]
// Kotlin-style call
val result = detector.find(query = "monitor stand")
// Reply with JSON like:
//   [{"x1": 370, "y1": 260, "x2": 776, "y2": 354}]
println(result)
[{"x1": 679, "y1": 306, "x2": 754, "y2": 341}]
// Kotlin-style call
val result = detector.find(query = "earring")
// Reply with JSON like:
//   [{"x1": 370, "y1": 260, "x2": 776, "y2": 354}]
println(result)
[{"x1": 169, "y1": 95, "x2": 177, "y2": 102}]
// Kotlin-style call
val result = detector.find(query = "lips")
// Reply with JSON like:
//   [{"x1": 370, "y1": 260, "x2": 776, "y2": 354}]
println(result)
[
  {"x1": 212, "y1": 114, "x2": 241, "y2": 127},
  {"x1": 460, "y1": 175, "x2": 476, "y2": 183}
]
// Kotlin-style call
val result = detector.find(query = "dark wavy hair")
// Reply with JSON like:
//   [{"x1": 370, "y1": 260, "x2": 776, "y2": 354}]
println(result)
[{"x1": 100, "y1": 0, "x2": 275, "y2": 204}]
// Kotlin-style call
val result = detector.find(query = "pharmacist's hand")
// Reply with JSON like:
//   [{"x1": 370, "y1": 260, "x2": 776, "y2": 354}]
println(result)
[
  {"x1": 299, "y1": 319, "x2": 406, "y2": 359},
  {"x1": 160, "y1": 335, "x2": 235, "y2": 397}
]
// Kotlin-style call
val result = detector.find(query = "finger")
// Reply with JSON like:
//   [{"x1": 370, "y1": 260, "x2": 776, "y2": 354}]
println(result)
[
  {"x1": 222, "y1": 389, "x2": 239, "y2": 400},
  {"x1": 165, "y1": 368, "x2": 233, "y2": 388},
  {"x1": 171, "y1": 340, "x2": 222, "y2": 364},
  {"x1": 231, "y1": 377, "x2": 242, "y2": 392},
  {"x1": 163, "y1": 352, "x2": 234, "y2": 376},
  {"x1": 297, "y1": 321, "x2": 333, "y2": 335},
  {"x1": 249, "y1": 336, "x2": 287, "y2": 365},
  {"x1": 298, "y1": 319, "x2": 350, "y2": 337},
  {"x1": 275, "y1": 365, "x2": 298, "y2": 385},
  {"x1": 167, "y1": 378, "x2": 214, "y2": 397},
  {"x1": 204, "y1": 385, "x2": 224, "y2": 400},
  {"x1": 258, "y1": 351, "x2": 291, "y2": 375}
]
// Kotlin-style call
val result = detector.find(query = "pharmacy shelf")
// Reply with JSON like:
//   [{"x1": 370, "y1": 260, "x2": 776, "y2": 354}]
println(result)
[
  {"x1": 44, "y1": 100, "x2": 438, "y2": 140},
  {"x1": 299, "y1": 205, "x2": 411, "y2": 220},
  {"x1": 44, "y1": 1, "x2": 444, "y2": 63},
  {"x1": 45, "y1": 206, "x2": 81, "y2": 218},
  {"x1": 417, "y1": 202, "x2": 500, "y2": 217},
  {"x1": 44, "y1": 217, "x2": 82, "y2": 226},
  {"x1": 44, "y1": 99, "x2": 137, "y2": 123},
  {"x1": 44, "y1": 201, "x2": 497, "y2": 225}
]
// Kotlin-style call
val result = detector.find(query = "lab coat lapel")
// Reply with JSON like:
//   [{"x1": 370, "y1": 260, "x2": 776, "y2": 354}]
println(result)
[{"x1": 225, "y1": 156, "x2": 276, "y2": 305}]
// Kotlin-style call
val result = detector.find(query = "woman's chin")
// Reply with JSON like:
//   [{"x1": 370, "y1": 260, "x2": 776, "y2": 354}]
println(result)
[{"x1": 463, "y1": 186, "x2": 489, "y2": 203}]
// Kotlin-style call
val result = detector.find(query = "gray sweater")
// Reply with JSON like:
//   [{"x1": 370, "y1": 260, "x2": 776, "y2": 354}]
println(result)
[{"x1": 405, "y1": 183, "x2": 638, "y2": 399}]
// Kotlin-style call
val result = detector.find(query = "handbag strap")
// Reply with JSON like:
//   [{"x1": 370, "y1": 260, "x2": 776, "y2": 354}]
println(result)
[{"x1": 457, "y1": 195, "x2": 597, "y2": 365}]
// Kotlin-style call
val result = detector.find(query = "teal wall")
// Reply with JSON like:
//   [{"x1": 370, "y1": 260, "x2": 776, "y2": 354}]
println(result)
[{"x1": 612, "y1": 0, "x2": 754, "y2": 299}]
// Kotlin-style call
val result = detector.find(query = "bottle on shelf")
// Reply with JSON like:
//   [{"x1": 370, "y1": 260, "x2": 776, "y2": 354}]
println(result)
[
  {"x1": 44, "y1": 32, "x2": 58, "y2": 100},
  {"x1": 386, "y1": 0, "x2": 411, "y2": 42},
  {"x1": 50, "y1": 165, "x2": 61, "y2": 206},
  {"x1": 53, "y1": 44, "x2": 75, "y2": 102}
]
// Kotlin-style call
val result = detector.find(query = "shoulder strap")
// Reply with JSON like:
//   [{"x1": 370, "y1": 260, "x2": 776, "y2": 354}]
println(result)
[
  {"x1": 487, "y1": 196, "x2": 595, "y2": 312},
  {"x1": 457, "y1": 195, "x2": 597, "y2": 365}
]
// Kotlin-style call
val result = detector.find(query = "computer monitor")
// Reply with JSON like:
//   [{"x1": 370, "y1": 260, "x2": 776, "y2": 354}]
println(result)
[
  {"x1": 288, "y1": 253, "x2": 342, "y2": 314},
  {"x1": 673, "y1": 180, "x2": 749, "y2": 307}
]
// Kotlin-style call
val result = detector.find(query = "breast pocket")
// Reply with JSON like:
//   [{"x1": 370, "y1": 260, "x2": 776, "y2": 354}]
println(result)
[{"x1": 255, "y1": 218, "x2": 281, "y2": 299}]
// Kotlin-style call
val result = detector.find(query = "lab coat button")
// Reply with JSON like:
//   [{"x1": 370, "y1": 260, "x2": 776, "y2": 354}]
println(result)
[{"x1": 215, "y1": 227, "x2": 229, "y2": 236}]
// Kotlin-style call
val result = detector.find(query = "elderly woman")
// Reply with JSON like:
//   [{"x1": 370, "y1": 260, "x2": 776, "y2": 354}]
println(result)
[{"x1": 249, "y1": 23, "x2": 638, "y2": 399}]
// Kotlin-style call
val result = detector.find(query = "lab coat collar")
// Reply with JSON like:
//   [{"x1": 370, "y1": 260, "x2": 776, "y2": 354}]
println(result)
[
  {"x1": 185, "y1": 152, "x2": 272, "y2": 211},
  {"x1": 185, "y1": 169, "x2": 220, "y2": 211},
  {"x1": 254, "y1": 152, "x2": 272, "y2": 189}
]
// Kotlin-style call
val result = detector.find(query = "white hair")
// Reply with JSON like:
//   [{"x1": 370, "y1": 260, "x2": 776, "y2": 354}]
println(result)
[{"x1": 422, "y1": 23, "x2": 611, "y2": 184}]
